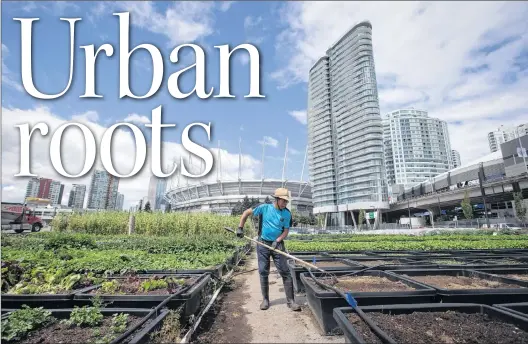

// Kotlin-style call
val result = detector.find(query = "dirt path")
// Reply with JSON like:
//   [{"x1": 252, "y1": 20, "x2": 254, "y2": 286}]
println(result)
[{"x1": 193, "y1": 252, "x2": 344, "y2": 343}]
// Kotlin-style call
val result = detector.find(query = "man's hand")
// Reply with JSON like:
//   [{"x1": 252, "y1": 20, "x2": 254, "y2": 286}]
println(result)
[
  {"x1": 271, "y1": 240, "x2": 280, "y2": 250},
  {"x1": 236, "y1": 227, "x2": 244, "y2": 238}
]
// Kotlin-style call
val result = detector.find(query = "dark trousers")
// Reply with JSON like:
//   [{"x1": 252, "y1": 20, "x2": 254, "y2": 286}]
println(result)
[{"x1": 257, "y1": 239, "x2": 291, "y2": 280}]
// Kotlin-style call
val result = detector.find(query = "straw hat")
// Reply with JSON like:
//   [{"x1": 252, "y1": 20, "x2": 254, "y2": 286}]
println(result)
[{"x1": 272, "y1": 188, "x2": 290, "y2": 202}]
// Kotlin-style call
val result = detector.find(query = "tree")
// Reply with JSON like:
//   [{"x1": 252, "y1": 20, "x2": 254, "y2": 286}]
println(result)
[
  {"x1": 231, "y1": 201, "x2": 243, "y2": 216},
  {"x1": 165, "y1": 203, "x2": 172, "y2": 213},
  {"x1": 358, "y1": 209, "x2": 365, "y2": 231},
  {"x1": 138, "y1": 199, "x2": 143, "y2": 212},
  {"x1": 514, "y1": 192, "x2": 527, "y2": 225},
  {"x1": 461, "y1": 191, "x2": 473, "y2": 220},
  {"x1": 144, "y1": 201, "x2": 152, "y2": 213},
  {"x1": 242, "y1": 196, "x2": 251, "y2": 211}
]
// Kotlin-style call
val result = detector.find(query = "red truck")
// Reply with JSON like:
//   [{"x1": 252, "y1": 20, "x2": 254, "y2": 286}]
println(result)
[{"x1": 1, "y1": 202, "x2": 43, "y2": 233}]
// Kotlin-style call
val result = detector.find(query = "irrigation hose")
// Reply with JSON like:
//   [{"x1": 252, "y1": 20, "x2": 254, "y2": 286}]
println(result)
[{"x1": 306, "y1": 268, "x2": 396, "y2": 344}]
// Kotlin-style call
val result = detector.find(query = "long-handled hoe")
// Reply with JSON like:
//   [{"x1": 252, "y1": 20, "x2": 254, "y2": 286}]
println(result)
[{"x1": 224, "y1": 227, "x2": 396, "y2": 344}]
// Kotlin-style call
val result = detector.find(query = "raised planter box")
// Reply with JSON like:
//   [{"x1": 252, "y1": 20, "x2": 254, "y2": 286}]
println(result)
[
  {"x1": 494, "y1": 303, "x2": 528, "y2": 320},
  {"x1": 0, "y1": 307, "x2": 159, "y2": 344},
  {"x1": 1, "y1": 284, "x2": 97, "y2": 310},
  {"x1": 390, "y1": 268, "x2": 528, "y2": 304},
  {"x1": 74, "y1": 273, "x2": 211, "y2": 316},
  {"x1": 127, "y1": 308, "x2": 181, "y2": 344},
  {"x1": 333, "y1": 303, "x2": 528, "y2": 344},
  {"x1": 405, "y1": 257, "x2": 528, "y2": 270},
  {"x1": 287, "y1": 258, "x2": 363, "y2": 294},
  {"x1": 471, "y1": 268, "x2": 528, "y2": 284},
  {"x1": 345, "y1": 257, "x2": 430, "y2": 270},
  {"x1": 300, "y1": 270, "x2": 437, "y2": 336},
  {"x1": 142, "y1": 264, "x2": 227, "y2": 279}
]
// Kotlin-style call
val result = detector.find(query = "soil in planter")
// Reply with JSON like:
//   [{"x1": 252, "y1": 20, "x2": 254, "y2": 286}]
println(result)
[
  {"x1": 16, "y1": 315, "x2": 143, "y2": 344},
  {"x1": 90, "y1": 276, "x2": 198, "y2": 295},
  {"x1": 322, "y1": 276, "x2": 414, "y2": 293},
  {"x1": 348, "y1": 310, "x2": 528, "y2": 344},
  {"x1": 404, "y1": 274, "x2": 525, "y2": 289},
  {"x1": 505, "y1": 274, "x2": 528, "y2": 281},
  {"x1": 352, "y1": 260, "x2": 402, "y2": 267}
]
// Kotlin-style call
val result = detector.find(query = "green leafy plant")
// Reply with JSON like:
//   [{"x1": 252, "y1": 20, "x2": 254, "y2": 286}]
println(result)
[
  {"x1": 111, "y1": 313, "x2": 129, "y2": 333},
  {"x1": 100, "y1": 280, "x2": 120, "y2": 294},
  {"x1": 358, "y1": 209, "x2": 365, "y2": 230},
  {"x1": 1, "y1": 306, "x2": 53, "y2": 342},
  {"x1": 63, "y1": 306, "x2": 103, "y2": 327},
  {"x1": 140, "y1": 278, "x2": 168, "y2": 292}
]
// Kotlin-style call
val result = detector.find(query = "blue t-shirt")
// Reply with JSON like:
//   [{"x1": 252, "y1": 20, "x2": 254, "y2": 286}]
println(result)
[{"x1": 253, "y1": 203, "x2": 292, "y2": 241}]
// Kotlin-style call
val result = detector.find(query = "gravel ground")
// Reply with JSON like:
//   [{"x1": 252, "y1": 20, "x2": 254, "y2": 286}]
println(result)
[{"x1": 193, "y1": 251, "x2": 344, "y2": 343}]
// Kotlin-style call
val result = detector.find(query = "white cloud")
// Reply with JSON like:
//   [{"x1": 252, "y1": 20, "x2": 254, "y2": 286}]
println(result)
[
  {"x1": 91, "y1": 2, "x2": 216, "y2": 46},
  {"x1": 2, "y1": 43, "x2": 24, "y2": 92},
  {"x1": 273, "y1": 2, "x2": 528, "y2": 162},
  {"x1": 244, "y1": 16, "x2": 262, "y2": 29},
  {"x1": 289, "y1": 147, "x2": 302, "y2": 155},
  {"x1": 1, "y1": 106, "x2": 261, "y2": 209},
  {"x1": 123, "y1": 113, "x2": 151, "y2": 125},
  {"x1": 72, "y1": 111, "x2": 99, "y2": 123},
  {"x1": 258, "y1": 136, "x2": 279, "y2": 148},
  {"x1": 288, "y1": 110, "x2": 307, "y2": 125},
  {"x1": 219, "y1": 1, "x2": 235, "y2": 12}
]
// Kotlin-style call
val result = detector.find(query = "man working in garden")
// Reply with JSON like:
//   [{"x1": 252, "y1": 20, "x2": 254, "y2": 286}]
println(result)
[{"x1": 237, "y1": 188, "x2": 301, "y2": 311}]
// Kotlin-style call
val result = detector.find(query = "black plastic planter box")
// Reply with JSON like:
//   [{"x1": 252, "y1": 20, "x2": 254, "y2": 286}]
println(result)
[
  {"x1": 1, "y1": 284, "x2": 96, "y2": 310},
  {"x1": 127, "y1": 308, "x2": 173, "y2": 344},
  {"x1": 74, "y1": 273, "x2": 211, "y2": 315},
  {"x1": 470, "y1": 268, "x2": 528, "y2": 284},
  {"x1": 287, "y1": 258, "x2": 363, "y2": 293},
  {"x1": 345, "y1": 257, "x2": 431, "y2": 270},
  {"x1": 333, "y1": 303, "x2": 528, "y2": 344},
  {"x1": 494, "y1": 302, "x2": 528, "y2": 320},
  {"x1": 0, "y1": 307, "x2": 161, "y2": 343},
  {"x1": 300, "y1": 270, "x2": 437, "y2": 335},
  {"x1": 405, "y1": 257, "x2": 528, "y2": 270},
  {"x1": 142, "y1": 264, "x2": 227, "y2": 279},
  {"x1": 390, "y1": 268, "x2": 528, "y2": 304}
]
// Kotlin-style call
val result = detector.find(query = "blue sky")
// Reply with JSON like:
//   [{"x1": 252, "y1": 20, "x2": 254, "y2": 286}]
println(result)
[{"x1": 2, "y1": 1, "x2": 528, "y2": 208}]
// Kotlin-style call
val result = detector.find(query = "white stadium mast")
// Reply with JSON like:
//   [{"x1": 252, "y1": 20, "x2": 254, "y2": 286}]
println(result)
[{"x1": 282, "y1": 137, "x2": 289, "y2": 187}]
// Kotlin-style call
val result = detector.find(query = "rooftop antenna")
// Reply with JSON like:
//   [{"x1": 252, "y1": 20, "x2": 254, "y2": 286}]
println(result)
[
  {"x1": 299, "y1": 144, "x2": 308, "y2": 196},
  {"x1": 260, "y1": 137, "x2": 266, "y2": 180},
  {"x1": 282, "y1": 137, "x2": 289, "y2": 187}
]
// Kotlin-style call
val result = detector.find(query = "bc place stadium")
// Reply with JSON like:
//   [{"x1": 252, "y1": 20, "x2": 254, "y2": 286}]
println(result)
[
  {"x1": 162, "y1": 138, "x2": 313, "y2": 215},
  {"x1": 164, "y1": 180, "x2": 312, "y2": 215}
]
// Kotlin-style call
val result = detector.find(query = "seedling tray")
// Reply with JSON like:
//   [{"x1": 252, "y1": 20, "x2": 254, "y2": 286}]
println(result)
[
  {"x1": 1, "y1": 285, "x2": 96, "y2": 310},
  {"x1": 74, "y1": 273, "x2": 211, "y2": 314},
  {"x1": 494, "y1": 302, "x2": 528, "y2": 320},
  {"x1": 300, "y1": 270, "x2": 437, "y2": 335},
  {"x1": 390, "y1": 269, "x2": 528, "y2": 304},
  {"x1": 333, "y1": 303, "x2": 528, "y2": 344},
  {"x1": 287, "y1": 258, "x2": 363, "y2": 293},
  {"x1": 0, "y1": 307, "x2": 159, "y2": 344}
]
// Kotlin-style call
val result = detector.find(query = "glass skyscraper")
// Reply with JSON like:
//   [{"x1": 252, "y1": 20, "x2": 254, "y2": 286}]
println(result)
[{"x1": 307, "y1": 21, "x2": 389, "y2": 227}]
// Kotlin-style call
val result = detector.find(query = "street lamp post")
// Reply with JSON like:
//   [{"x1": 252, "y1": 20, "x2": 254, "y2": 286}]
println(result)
[{"x1": 407, "y1": 199, "x2": 411, "y2": 229}]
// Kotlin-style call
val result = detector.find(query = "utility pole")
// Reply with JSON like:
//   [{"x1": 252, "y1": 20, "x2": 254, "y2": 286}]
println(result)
[
  {"x1": 407, "y1": 198, "x2": 411, "y2": 229},
  {"x1": 299, "y1": 145, "x2": 308, "y2": 197},
  {"x1": 478, "y1": 163, "x2": 490, "y2": 229}
]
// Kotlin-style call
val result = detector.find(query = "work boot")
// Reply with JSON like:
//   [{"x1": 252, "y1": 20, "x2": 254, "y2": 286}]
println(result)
[
  {"x1": 283, "y1": 278, "x2": 301, "y2": 311},
  {"x1": 260, "y1": 277, "x2": 270, "y2": 310}
]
